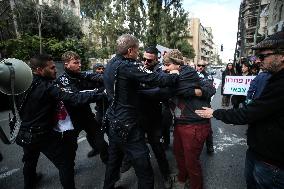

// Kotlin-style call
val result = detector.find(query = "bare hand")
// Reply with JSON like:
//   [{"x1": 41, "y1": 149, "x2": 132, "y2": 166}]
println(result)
[
  {"x1": 195, "y1": 89, "x2": 202, "y2": 97},
  {"x1": 195, "y1": 107, "x2": 213, "y2": 118}
]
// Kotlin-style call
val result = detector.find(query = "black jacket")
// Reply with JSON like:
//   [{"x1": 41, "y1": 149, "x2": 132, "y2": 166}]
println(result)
[
  {"x1": 213, "y1": 69, "x2": 284, "y2": 167},
  {"x1": 170, "y1": 65, "x2": 216, "y2": 125},
  {"x1": 104, "y1": 54, "x2": 178, "y2": 126},
  {"x1": 56, "y1": 70, "x2": 104, "y2": 130},
  {"x1": 19, "y1": 74, "x2": 100, "y2": 133},
  {"x1": 137, "y1": 64, "x2": 165, "y2": 128}
]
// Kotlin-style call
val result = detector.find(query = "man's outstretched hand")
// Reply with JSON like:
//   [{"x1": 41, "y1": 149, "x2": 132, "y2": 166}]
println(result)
[{"x1": 195, "y1": 107, "x2": 214, "y2": 118}]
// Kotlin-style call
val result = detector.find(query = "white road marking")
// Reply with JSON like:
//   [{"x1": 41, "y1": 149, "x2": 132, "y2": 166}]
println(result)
[
  {"x1": 218, "y1": 127, "x2": 223, "y2": 134},
  {"x1": 0, "y1": 168, "x2": 20, "y2": 179},
  {"x1": 77, "y1": 136, "x2": 86, "y2": 143},
  {"x1": 214, "y1": 126, "x2": 246, "y2": 152}
]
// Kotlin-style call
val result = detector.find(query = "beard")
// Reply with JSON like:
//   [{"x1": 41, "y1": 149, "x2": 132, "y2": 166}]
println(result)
[{"x1": 264, "y1": 60, "x2": 283, "y2": 73}]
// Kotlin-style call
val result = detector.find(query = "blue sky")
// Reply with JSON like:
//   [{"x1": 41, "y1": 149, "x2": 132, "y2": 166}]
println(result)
[{"x1": 183, "y1": 0, "x2": 242, "y2": 62}]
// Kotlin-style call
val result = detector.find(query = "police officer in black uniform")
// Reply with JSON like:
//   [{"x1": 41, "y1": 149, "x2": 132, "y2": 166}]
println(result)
[
  {"x1": 103, "y1": 34, "x2": 179, "y2": 189},
  {"x1": 57, "y1": 51, "x2": 109, "y2": 163},
  {"x1": 17, "y1": 54, "x2": 103, "y2": 189},
  {"x1": 87, "y1": 63, "x2": 108, "y2": 157},
  {"x1": 139, "y1": 46, "x2": 172, "y2": 188},
  {"x1": 196, "y1": 62, "x2": 215, "y2": 154}
]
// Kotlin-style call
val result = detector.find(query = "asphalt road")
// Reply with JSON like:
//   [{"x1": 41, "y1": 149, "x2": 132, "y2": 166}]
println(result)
[{"x1": 0, "y1": 74, "x2": 248, "y2": 189}]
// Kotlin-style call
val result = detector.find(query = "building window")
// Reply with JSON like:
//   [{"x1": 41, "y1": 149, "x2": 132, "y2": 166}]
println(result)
[
  {"x1": 279, "y1": 4, "x2": 283, "y2": 22},
  {"x1": 248, "y1": 17, "x2": 257, "y2": 27}
]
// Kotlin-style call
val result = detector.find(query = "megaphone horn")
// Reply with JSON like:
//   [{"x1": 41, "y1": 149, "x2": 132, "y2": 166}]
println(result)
[{"x1": 0, "y1": 58, "x2": 33, "y2": 95}]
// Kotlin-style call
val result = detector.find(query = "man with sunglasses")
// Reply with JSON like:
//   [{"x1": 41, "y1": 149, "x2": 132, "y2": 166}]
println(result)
[
  {"x1": 196, "y1": 62, "x2": 215, "y2": 154},
  {"x1": 195, "y1": 31, "x2": 284, "y2": 189},
  {"x1": 138, "y1": 46, "x2": 173, "y2": 188}
]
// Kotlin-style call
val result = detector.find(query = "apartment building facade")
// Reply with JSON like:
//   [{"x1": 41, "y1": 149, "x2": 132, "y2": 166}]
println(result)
[
  {"x1": 188, "y1": 18, "x2": 215, "y2": 65},
  {"x1": 267, "y1": 0, "x2": 284, "y2": 35},
  {"x1": 234, "y1": 0, "x2": 283, "y2": 61}
]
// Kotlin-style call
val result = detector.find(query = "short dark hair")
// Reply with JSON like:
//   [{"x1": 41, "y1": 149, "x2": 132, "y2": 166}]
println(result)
[
  {"x1": 29, "y1": 54, "x2": 53, "y2": 71},
  {"x1": 145, "y1": 46, "x2": 160, "y2": 55},
  {"x1": 116, "y1": 34, "x2": 139, "y2": 55}
]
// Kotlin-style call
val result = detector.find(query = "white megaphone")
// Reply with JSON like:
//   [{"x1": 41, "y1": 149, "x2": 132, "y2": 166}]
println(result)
[{"x1": 0, "y1": 58, "x2": 33, "y2": 95}]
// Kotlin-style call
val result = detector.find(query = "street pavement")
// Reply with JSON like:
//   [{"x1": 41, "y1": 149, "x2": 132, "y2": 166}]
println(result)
[{"x1": 0, "y1": 72, "x2": 248, "y2": 189}]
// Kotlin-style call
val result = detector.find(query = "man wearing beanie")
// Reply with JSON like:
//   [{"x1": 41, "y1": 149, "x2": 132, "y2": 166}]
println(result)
[
  {"x1": 195, "y1": 31, "x2": 284, "y2": 189},
  {"x1": 163, "y1": 49, "x2": 216, "y2": 189}
]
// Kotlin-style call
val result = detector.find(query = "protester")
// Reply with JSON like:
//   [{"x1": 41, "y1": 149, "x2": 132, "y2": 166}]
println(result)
[
  {"x1": 250, "y1": 63, "x2": 259, "y2": 76},
  {"x1": 231, "y1": 59, "x2": 251, "y2": 109},
  {"x1": 196, "y1": 61, "x2": 215, "y2": 154},
  {"x1": 163, "y1": 49, "x2": 216, "y2": 189},
  {"x1": 246, "y1": 66, "x2": 271, "y2": 105},
  {"x1": 103, "y1": 34, "x2": 179, "y2": 189},
  {"x1": 16, "y1": 54, "x2": 103, "y2": 189},
  {"x1": 57, "y1": 51, "x2": 109, "y2": 162},
  {"x1": 195, "y1": 31, "x2": 284, "y2": 189},
  {"x1": 221, "y1": 63, "x2": 236, "y2": 107}
]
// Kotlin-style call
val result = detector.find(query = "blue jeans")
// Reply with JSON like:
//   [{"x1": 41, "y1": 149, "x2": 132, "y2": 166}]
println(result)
[{"x1": 245, "y1": 149, "x2": 284, "y2": 189}]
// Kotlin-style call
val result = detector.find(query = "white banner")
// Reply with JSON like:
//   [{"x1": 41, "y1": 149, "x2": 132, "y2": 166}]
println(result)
[
  {"x1": 223, "y1": 76, "x2": 256, "y2": 95},
  {"x1": 156, "y1": 44, "x2": 171, "y2": 62}
]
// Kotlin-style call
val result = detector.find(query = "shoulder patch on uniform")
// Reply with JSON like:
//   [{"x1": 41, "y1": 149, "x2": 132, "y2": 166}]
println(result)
[
  {"x1": 59, "y1": 76, "x2": 69, "y2": 86},
  {"x1": 137, "y1": 65, "x2": 153, "y2": 74}
]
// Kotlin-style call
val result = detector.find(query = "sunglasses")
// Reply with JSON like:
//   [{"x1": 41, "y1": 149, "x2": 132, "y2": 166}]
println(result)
[
  {"x1": 143, "y1": 58, "x2": 155, "y2": 63},
  {"x1": 197, "y1": 65, "x2": 206, "y2": 67},
  {"x1": 256, "y1": 53, "x2": 279, "y2": 61}
]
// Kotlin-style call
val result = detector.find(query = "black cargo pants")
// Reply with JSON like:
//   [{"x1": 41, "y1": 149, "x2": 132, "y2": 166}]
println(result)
[{"x1": 103, "y1": 125, "x2": 154, "y2": 189}]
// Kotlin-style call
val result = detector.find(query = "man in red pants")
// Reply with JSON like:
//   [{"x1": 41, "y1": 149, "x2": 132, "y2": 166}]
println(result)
[{"x1": 163, "y1": 50, "x2": 216, "y2": 189}]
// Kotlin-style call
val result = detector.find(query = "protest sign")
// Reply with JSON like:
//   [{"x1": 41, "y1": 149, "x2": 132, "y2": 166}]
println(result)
[{"x1": 223, "y1": 76, "x2": 255, "y2": 95}]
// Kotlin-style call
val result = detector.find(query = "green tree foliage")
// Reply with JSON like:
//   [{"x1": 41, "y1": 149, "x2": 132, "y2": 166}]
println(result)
[
  {"x1": 145, "y1": 0, "x2": 162, "y2": 46},
  {"x1": 88, "y1": 0, "x2": 128, "y2": 56},
  {"x1": 157, "y1": 0, "x2": 195, "y2": 58},
  {"x1": 81, "y1": 0, "x2": 194, "y2": 58},
  {"x1": 0, "y1": 35, "x2": 89, "y2": 69},
  {"x1": 127, "y1": 0, "x2": 146, "y2": 42},
  {"x1": 15, "y1": 0, "x2": 82, "y2": 40}
]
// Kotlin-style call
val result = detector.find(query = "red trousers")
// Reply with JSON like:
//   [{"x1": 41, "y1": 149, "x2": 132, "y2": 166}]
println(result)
[{"x1": 173, "y1": 124, "x2": 210, "y2": 189}]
